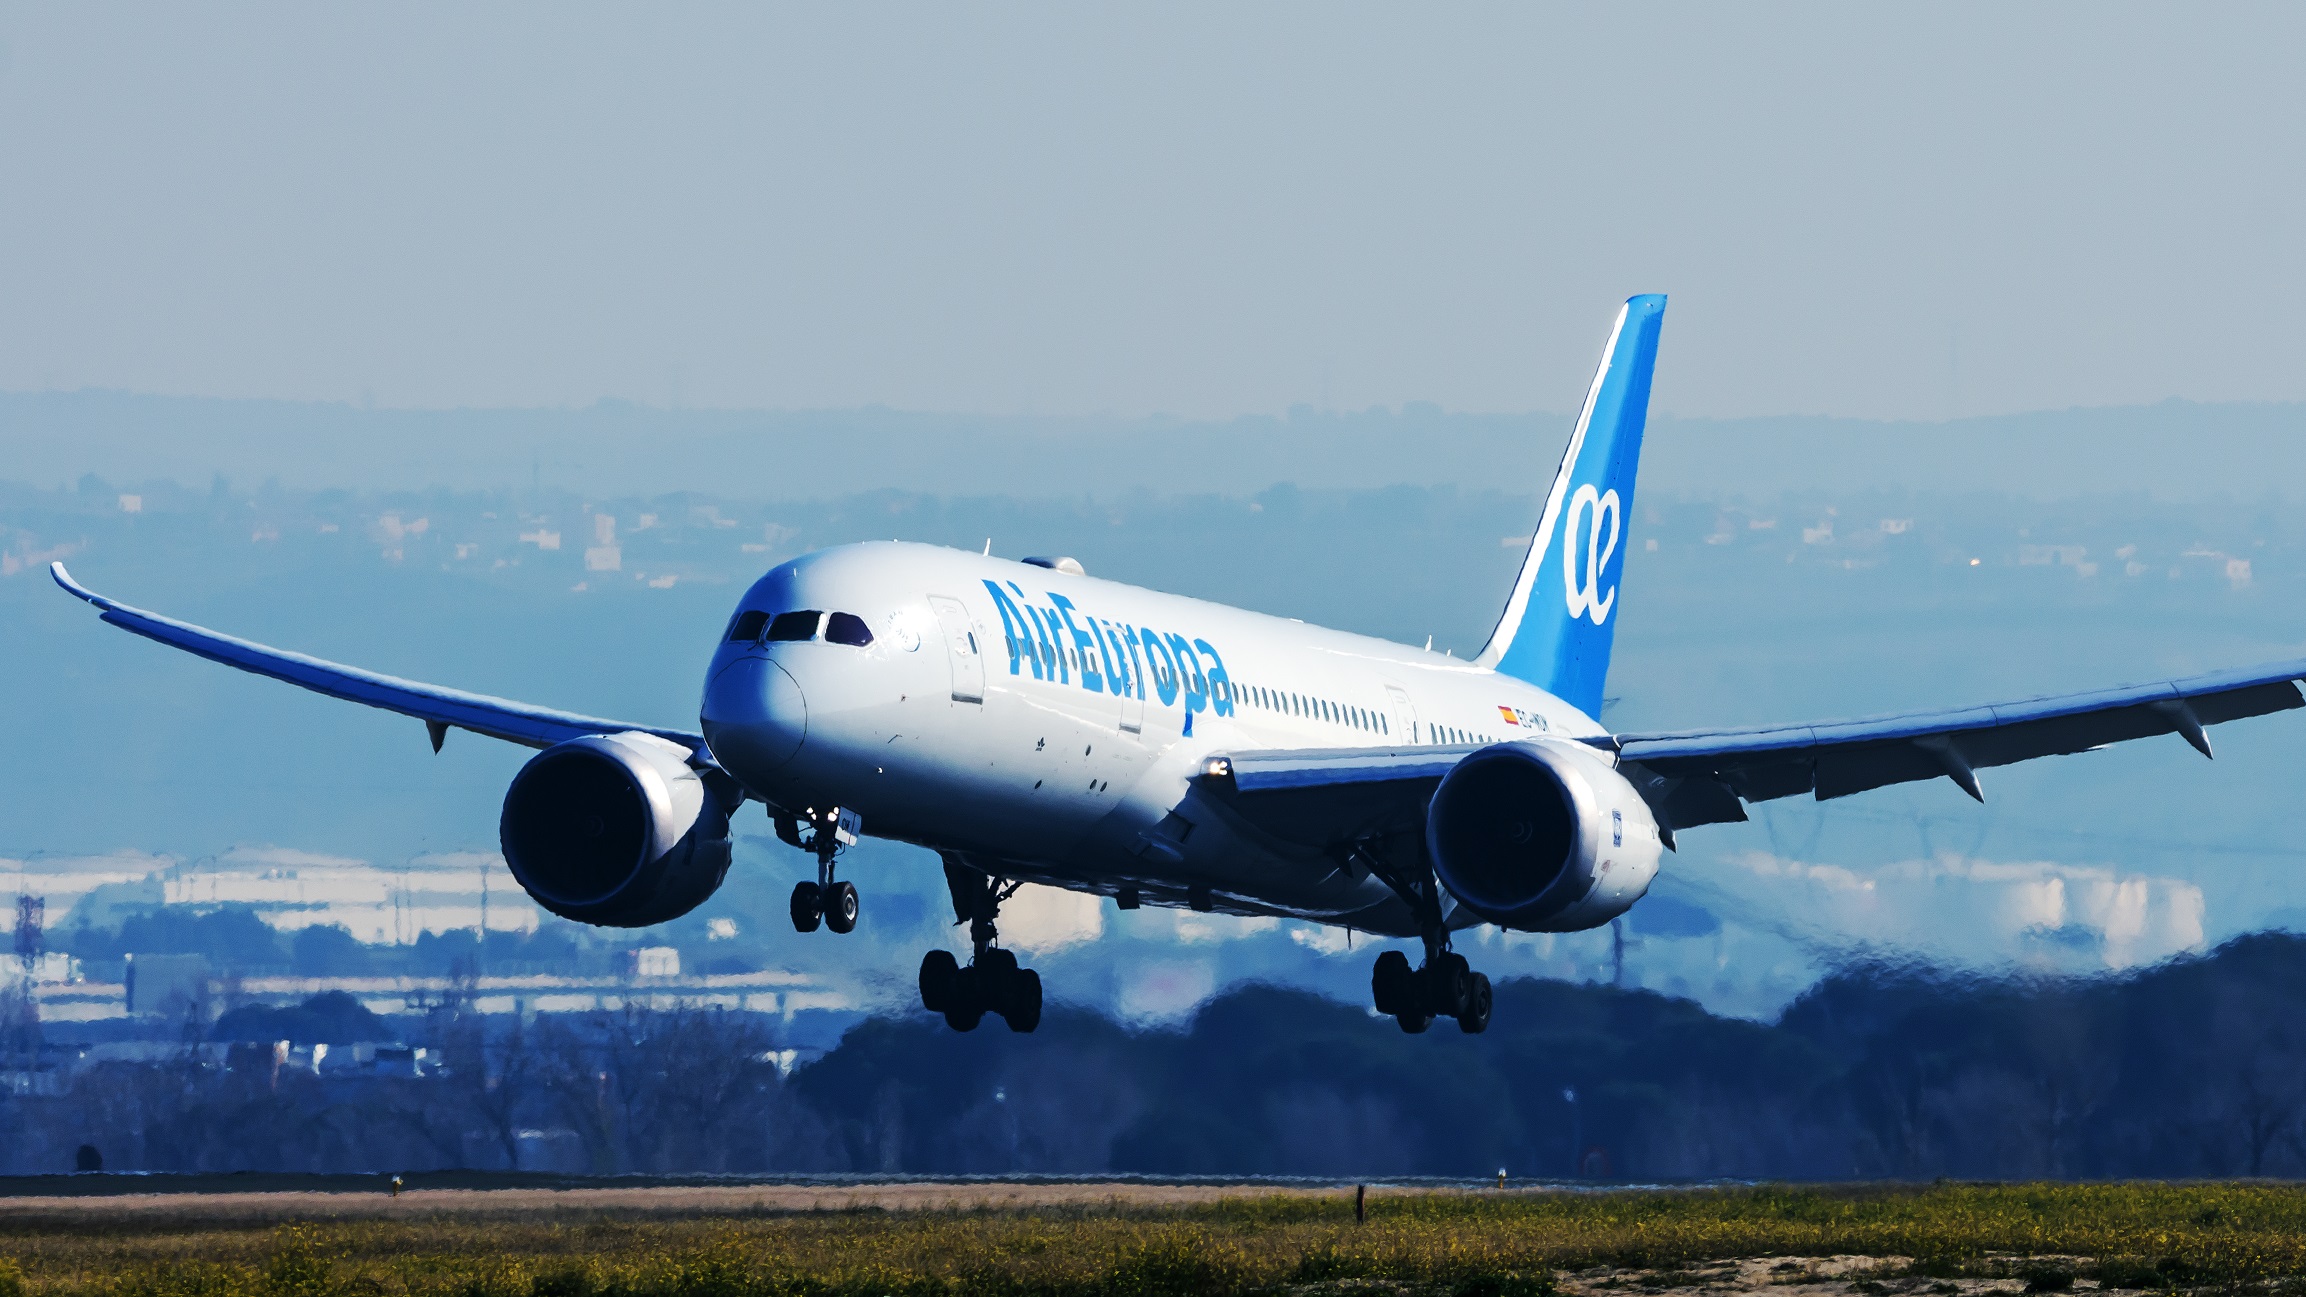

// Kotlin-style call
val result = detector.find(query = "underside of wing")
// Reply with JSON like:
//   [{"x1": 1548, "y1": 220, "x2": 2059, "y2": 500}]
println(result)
[
  {"x1": 52, "y1": 563, "x2": 706, "y2": 758},
  {"x1": 1200, "y1": 745, "x2": 1478, "y2": 849},
  {"x1": 1618, "y1": 659, "x2": 2306, "y2": 830}
]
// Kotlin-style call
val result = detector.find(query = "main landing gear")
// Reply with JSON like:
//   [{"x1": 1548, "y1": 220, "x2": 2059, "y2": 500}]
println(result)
[
  {"x1": 1371, "y1": 937, "x2": 1491, "y2": 1034},
  {"x1": 1347, "y1": 838, "x2": 1492, "y2": 1034},
  {"x1": 779, "y1": 808, "x2": 859, "y2": 935},
  {"x1": 918, "y1": 860, "x2": 1042, "y2": 1033}
]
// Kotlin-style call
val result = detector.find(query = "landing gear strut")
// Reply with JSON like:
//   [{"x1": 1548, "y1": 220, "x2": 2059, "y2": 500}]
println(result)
[
  {"x1": 779, "y1": 808, "x2": 859, "y2": 935},
  {"x1": 918, "y1": 859, "x2": 1042, "y2": 1033},
  {"x1": 1348, "y1": 838, "x2": 1492, "y2": 1034}
]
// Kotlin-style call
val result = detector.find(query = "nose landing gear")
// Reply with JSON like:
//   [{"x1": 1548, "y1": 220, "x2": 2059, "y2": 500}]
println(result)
[
  {"x1": 779, "y1": 808, "x2": 859, "y2": 935},
  {"x1": 919, "y1": 859, "x2": 1042, "y2": 1032}
]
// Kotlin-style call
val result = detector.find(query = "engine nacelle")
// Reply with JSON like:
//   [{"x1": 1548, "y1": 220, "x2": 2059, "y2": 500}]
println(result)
[
  {"x1": 1425, "y1": 738, "x2": 1663, "y2": 932},
  {"x1": 499, "y1": 732, "x2": 733, "y2": 928}
]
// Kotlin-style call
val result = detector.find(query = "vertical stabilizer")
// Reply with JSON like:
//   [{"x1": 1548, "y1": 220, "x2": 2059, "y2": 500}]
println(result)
[{"x1": 1474, "y1": 294, "x2": 1667, "y2": 719}]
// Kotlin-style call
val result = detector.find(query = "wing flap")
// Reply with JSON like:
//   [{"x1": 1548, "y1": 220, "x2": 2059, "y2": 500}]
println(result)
[{"x1": 53, "y1": 563, "x2": 706, "y2": 757}]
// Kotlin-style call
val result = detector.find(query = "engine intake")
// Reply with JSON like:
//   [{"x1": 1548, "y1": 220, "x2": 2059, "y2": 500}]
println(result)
[
  {"x1": 500, "y1": 732, "x2": 734, "y2": 927},
  {"x1": 1425, "y1": 739, "x2": 1661, "y2": 931}
]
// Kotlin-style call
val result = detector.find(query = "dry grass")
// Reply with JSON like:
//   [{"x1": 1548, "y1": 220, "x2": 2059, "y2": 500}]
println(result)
[{"x1": 3, "y1": 1182, "x2": 2306, "y2": 1297}]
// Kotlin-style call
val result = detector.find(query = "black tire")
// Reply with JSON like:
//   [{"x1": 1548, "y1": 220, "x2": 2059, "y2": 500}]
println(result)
[
  {"x1": 1427, "y1": 952, "x2": 1473, "y2": 1016},
  {"x1": 980, "y1": 946, "x2": 1019, "y2": 979},
  {"x1": 1396, "y1": 1011, "x2": 1433, "y2": 1034},
  {"x1": 789, "y1": 881, "x2": 822, "y2": 933},
  {"x1": 1000, "y1": 968, "x2": 1043, "y2": 1033},
  {"x1": 1371, "y1": 949, "x2": 1414, "y2": 1016},
  {"x1": 944, "y1": 966, "x2": 985, "y2": 1031},
  {"x1": 1457, "y1": 972, "x2": 1493, "y2": 1034},
  {"x1": 919, "y1": 949, "x2": 961, "y2": 1014},
  {"x1": 823, "y1": 880, "x2": 860, "y2": 934}
]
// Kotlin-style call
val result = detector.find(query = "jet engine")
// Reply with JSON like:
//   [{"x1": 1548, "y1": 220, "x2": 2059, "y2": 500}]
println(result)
[
  {"x1": 1425, "y1": 738, "x2": 1663, "y2": 931},
  {"x1": 499, "y1": 731, "x2": 734, "y2": 927}
]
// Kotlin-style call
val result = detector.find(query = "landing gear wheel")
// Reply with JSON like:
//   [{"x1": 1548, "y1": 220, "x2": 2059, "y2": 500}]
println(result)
[
  {"x1": 919, "y1": 949, "x2": 961, "y2": 1014},
  {"x1": 823, "y1": 880, "x2": 860, "y2": 934},
  {"x1": 1457, "y1": 971, "x2": 1493, "y2": 1034},
  {"x1": 943, "y1": 964, "x2": 986, "y2": 1032},
  {"x1": 1427, "y1": 952, "x2": 1474, "y2": 1017},
  {"x1": 1000, "y1": 967, "x2": 1043, "y2": 1033},
  {"x1": 1396, "y1": 1011, "x2": 1433, "y2": 1034},
  {"x1": 789, "y1": 881, "x2": 822, "y2": 933},
  {"x1": 934, "y1": 862, "x2": 1045, "y2": 1034},
  {"x1": 1371, "y1": 949, "x2": 1415, "y2": 1017}
]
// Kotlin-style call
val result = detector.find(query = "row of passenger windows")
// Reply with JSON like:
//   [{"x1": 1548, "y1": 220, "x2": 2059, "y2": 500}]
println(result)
[
  {"x1": 727, "y1": 608, "x2": 875, "y2": 648},
  {"x1": 1237, "y1": 683, "x2": 1390, "y2": 737},
  {"x1": 1240, "y1": 684, "x2": 1494, "y2": 747}
]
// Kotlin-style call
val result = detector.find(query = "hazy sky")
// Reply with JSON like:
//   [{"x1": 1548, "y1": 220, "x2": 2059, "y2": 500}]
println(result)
[{"x1": 2, "y1": 4, "x2": 2301, "y2": 420}]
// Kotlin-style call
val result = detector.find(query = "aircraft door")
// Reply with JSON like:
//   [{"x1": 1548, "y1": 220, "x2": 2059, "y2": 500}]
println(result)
[
  {"x1": 1119, "y1": 658, "x2": 1145, "y2": 734},
  {"x1": 1385, "y1": 685, "x2": 1419, "y2": 744},
  {"x1": 929, "y1": 596, "x2": 985, "y2": 704}
]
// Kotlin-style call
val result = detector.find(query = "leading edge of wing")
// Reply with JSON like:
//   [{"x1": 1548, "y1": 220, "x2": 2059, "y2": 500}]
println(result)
[
  {"x1": 1614, "y1": 656, "x2": 2306, "y2": 765},
  {"x1": 52, "y1": 562, "x2": 707, "y2": 757}
]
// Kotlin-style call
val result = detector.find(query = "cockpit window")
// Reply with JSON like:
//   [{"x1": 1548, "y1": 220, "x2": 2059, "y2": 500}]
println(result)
[
  {"x1": 766, "y1": 610, "x2": 823, "y2": 642},
  {"x1": 727, "y1": 610, "x2": 770, "y2": 643},
  {"x1": 825, "y1": 612, "x2": 874, "y2": 647}
]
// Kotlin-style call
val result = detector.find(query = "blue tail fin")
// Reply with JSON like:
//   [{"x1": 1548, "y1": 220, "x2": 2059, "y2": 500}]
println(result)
[{"x1": 1476, "y1": 294, "x2": 1666, "y2": 720}]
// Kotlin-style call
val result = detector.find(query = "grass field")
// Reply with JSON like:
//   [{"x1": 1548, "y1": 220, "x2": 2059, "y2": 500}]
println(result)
[{"x1": 5, "y1": 1182, "x2": 2306, "y2": 1297}]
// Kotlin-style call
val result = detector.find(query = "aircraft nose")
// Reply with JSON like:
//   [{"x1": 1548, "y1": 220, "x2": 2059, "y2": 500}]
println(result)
[{"x1": 700, "y1": 655, "x2": 807, "y2": 775}]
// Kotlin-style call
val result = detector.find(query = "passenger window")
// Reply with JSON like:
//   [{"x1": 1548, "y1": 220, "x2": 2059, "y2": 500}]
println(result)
[
  {"x1": 825, "y1": 612, "x2": 874, "y2": 647},
  {"x1": 766, "y1": 610, "x2": 823, "y2": 642},
  {"x1": 727, "y1": 610, "x2": 770, "y2": 642}
]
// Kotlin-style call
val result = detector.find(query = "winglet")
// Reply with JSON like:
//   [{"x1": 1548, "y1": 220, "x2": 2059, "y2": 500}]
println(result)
[{"x1": 50, "y1": 562, "x2": 115, "y2": 611}]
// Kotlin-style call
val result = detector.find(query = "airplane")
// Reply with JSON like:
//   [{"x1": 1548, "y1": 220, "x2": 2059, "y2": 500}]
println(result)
[{"x1": 52, "y1": 293, "x2": 2306, "y2": 1036}]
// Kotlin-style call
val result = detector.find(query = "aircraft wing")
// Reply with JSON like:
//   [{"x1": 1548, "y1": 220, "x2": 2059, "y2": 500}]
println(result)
[
  {"x1": 1202, "y1": 745, "x2": 1474, "y2": 849},
  {"x1": 51, "y1": 563, "x2": 709, "y2": 759},
  {"x1": 1204, "y1": 656, "x2": 2306, "y2": 845},
  {"x1": 1616, "y1": 658, "x2": 2306, "y2": 828}
]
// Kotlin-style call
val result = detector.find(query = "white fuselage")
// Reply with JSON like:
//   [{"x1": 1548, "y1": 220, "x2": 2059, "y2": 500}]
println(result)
[{"x1": 698, "y1": 542, "x2": 1605, "y2": 937}]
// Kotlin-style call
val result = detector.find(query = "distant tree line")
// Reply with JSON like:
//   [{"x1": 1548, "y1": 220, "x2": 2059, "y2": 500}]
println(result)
[{"x1": 9, "y1": 933, "x2": 2306, "y2": 1179}]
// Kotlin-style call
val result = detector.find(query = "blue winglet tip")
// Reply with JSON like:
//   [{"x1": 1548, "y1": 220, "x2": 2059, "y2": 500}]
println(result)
[{"x1": 50, "y1": 562, "x2": 112, "y2": 610}]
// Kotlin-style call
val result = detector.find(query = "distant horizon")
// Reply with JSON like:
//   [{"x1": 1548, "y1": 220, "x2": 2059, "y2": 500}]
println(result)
[
  {"x1": 8, "y1": 388, "x2": 2304, "y2": 504},
  {"x1": 7, "y1": 384, "x2": 2299, "y2": 425}
]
